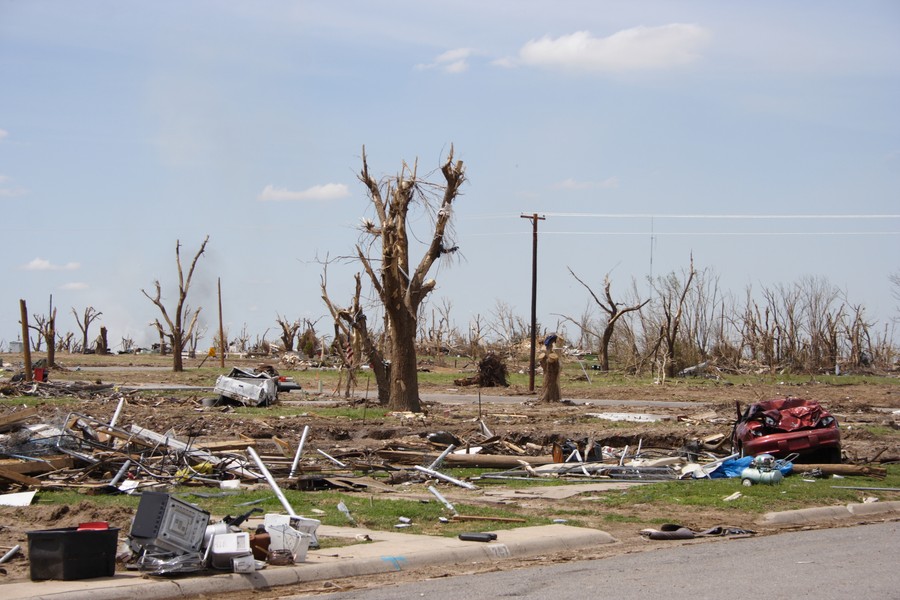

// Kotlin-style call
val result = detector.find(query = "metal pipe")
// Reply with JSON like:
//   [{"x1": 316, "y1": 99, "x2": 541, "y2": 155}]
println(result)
[
  {"x1": 619, "y1": 445, "x2": 629, "y2": 466},
  {"x1": 428, "y1": 444, "x2": 456, "y2": 470},
  {"x1": 317, "y1": 449, "x2": 347, "y2": 468},
  {"x1": 427, "y1": 485, "x2": 457, "y2": 514},
  {"x1": 288, "y1": 425, "x2": 310, "y2": 478},
  {"x1": 0, "y1": 545, "x2": 20, "y2": 565},
  {"x1": 109, "y1": 459, "x2": 131, "y2": 487},
  {"x1": 414, "y1": 465, "x2": 477, "y2": 490},
  {"x1": 108, "y1": 397, "x2": 125, "y2": 429},
  {"x1": 246, "y1": 446, "x2": 297, "y2": 517}
]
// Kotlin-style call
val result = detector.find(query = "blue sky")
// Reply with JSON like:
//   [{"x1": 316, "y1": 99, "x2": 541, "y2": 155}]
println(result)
[{"x1": 2, "y1": 1, "x2": 898, "y2": 350}]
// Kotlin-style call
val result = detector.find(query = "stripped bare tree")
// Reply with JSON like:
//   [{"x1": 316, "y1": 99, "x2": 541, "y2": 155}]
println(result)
[
  {"x1": 467, "y1": 313, "x2": 487, "y2": 360},
  {"x1": 187, "y1": 317, "x2": 207, "y2": 358},
  {"x1": 489, "y1": 300, "x2": 532, "y2": 359},
  {"x1": 564, "y1": 269, "x2": 649, "y2": 372},
  {"x1": 649, "y1": 258, "x2": 696, "y2": 379},
  {"x1": 276, "y1": 315, "x2": 301, "y2": 353},
  {"x1": 72, "y1": 306, "x2": 102, "y2": 354},
  {"x1": 150, "y1": 319, "x2": 168, "y2": 355},
  {"x1": 142, "y1": 236, "x2": 209, "y2": 372},
  {"x1": 30, "y1": 307, "x2": 57, "y2": 364},
  {"x1": 355, "y1": 146, "x2": 466, "y2": 412},
  {"x1": 56, "y1": 331, "x2": 74, "y2": 354},
  {"x1": 321, "y1": 269, "x2": 376, "y2": 399}
]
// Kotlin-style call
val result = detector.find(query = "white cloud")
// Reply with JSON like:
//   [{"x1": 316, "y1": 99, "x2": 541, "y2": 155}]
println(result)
[
  {"x1": 21, "y1": 258, "x2": 81, "y2": 271},
  {"x1": 556, "y1": 177, "x2": 619, "y2": 190},
  {"x1": 416, "y1": 48, "x2": 474, "y2": 73},
  {"x1": 515, "y1": 25, "x2": 710, "y2": 72},
  {"x1": 0, "y1": 129, "x2": 7, "y2": 140},
  {"x1": 257, "y1": 183, "x2": 350, "y2": 202},
  {"x1": 0, "y1": 173, "x2": 26, "y2": 198},
  {"x1": 60, "y1": 282, "x2": 89, "y2": 291}
]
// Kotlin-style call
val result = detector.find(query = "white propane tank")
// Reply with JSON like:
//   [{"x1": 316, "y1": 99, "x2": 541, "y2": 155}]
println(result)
[{"x1": 740, "y1": 454, "x2": 784, "y2": 486}]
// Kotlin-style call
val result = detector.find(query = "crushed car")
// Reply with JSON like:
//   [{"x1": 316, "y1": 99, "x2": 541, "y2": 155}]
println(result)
[
  {"x1": 211, "y1": 366, "x2": 301, "y2": 407},
  {"x1": 732, "y1": 397, "x2": 841, "y2": 463}
]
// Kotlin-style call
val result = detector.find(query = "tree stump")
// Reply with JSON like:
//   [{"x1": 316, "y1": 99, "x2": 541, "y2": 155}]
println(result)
[{"x1": 539, "y1": 350, "x2": 561, "y2": 402}]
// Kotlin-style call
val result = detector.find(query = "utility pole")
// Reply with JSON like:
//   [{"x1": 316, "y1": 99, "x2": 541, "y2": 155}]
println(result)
[
  {"x1": 217, "y1": 278, "x2": 225, "y2": 368},
  {"x1": 520, "y1": 213, "x2": 545, "y2": 392},
  {"x1": 19, "y1": 299, "x2": 33, "y2": 382}
]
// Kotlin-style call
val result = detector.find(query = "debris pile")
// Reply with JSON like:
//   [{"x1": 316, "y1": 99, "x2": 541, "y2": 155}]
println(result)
[{"x1": 453, "y1": 353, "x2": 509, "y2": 387}]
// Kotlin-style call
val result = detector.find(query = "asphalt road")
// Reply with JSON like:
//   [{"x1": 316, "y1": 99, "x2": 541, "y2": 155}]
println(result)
[
  {"x1": 290, "y1": 522, "x2": 900, "y2": 600},
  {"x1": 421, "y1": 393, "x2": 703, "y2": 409}
]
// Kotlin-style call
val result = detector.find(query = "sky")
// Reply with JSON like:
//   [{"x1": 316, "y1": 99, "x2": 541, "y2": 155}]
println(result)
[{"x1": 1, "y1": 1, "x2": 898, "y2": 352}]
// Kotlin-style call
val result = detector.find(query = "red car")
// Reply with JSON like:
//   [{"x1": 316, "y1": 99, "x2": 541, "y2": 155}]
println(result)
[{"x1": 732, "y1": 398, "x2": 841, "y2": 463}]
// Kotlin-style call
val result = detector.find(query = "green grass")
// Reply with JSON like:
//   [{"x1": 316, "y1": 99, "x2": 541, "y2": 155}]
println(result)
[
  {"x1": 856, "y1": 425, "x2": 900, "y2": 437},
  {"x1": 24, "y1": 464, "x2": 900, "y2": 540},
  {"x1": 590, "y1": 464, "x2": 900, "y2": 514},
  {"x1": 32, "y1": 486, "x2": 548, "y2": 537}
]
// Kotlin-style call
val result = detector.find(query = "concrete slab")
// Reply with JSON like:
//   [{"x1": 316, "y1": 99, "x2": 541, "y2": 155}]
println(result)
[{"x1": 759, "y1": 501, "x2": 900, "y2": 526}]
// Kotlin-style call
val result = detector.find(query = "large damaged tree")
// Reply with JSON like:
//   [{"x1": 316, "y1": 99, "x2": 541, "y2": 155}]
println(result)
[
  {"x1": 356, "y1": 146, "x2": 466, "y2": 412},
  {"x1": 322, "y1": 270, "x2": 390, "y2": 405},
  {"x1": 565, "y1": 269, "x2": 649, "y2": 372},
  {"x1": 142, "y1": 236, "x2": 209, "y2": 372},
  {"x1": 30, "y1": 295, "x2": 57, "y2": 366},
  {"x1": 72, "y1": 306, "x2": 102, "y2": 354}
]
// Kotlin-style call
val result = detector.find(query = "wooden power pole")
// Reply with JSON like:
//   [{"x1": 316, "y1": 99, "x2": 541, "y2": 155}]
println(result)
[
  {"x1": 19, "y1": 299, "x2": 33, "y2": 382},
  {"x1": 520, "y1": 213, "x2": 545, "y2": 392},
  {"x1": 217, "y1": 277, "x2": 225, "y2": 368}
]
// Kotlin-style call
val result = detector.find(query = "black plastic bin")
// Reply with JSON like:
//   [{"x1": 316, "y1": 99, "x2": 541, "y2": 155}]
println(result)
[{"x1": 27, "y1": 527, "x2": 119, "y2": 581}]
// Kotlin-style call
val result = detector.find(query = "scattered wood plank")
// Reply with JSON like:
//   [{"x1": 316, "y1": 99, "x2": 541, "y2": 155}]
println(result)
[
  {"x1": 0, "y1": 467, "x2": 42, "y2": 487},
  {"x1": 0, "y1": 457, "x2": 74, "y2": 475},
  {"x1": 0, "y1": 407, "x2": 39, "y2": 433},
  {"x1": 195, "y1": 439, "x2": 259, "y2": 452},
  {"x1": 271, "y1": 436, "x2": 293, "y2": 458},
  {"x1": 799, "y1": 463, "x2": 887, "y2": 478}
]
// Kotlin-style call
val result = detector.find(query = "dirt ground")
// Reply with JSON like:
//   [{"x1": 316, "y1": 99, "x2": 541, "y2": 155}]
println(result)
[{"x1": 0, "y1": 354, "x2": 898, "y2": 595}]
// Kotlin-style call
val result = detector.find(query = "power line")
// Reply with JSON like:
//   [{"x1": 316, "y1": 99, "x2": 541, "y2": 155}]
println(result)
[
  {"x1": 465, "y1": 230, "x2": 900, "y2": 237},
  {"x1": 539, "y1": 230, "x2": 900, "y2": 236},
  {"x1": 462, "y1": 212, "x2": 900, "y2": 221},
  {"x1": 539, "y1": 212, "x2": 900, "y2": 220}
]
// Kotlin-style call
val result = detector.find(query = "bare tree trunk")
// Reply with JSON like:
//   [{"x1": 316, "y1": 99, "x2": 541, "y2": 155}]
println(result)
[
  {"x1": 355, "y1": 146, "x2": 465, "y2": 412},
  {"x1": 276, "y1": 315, "x2": 300, "y2": 352},
  {"x1": 389, "y1": 312, "x2": 421, "y2": 411},
  {"x1": 72, "y1": 306, "x2": 102, "y2": 354},
  {"x1": 539, "y1": 338, "x2": 561, "y2": 402},
  {"x1": 651, "y1": 258, "x2": 696, "y2": 379},
  {"x1": 96, "y1": 326, "x2": 108, "y2": 355},
  {"x1": 565, "y1": 270, "x2": 649, "y2": 372},
  {"x1": 142, "y1": 236, "x2": 208, "y2": 372},
  {"x1": 47, "y1": 308, "x2": 56, "y2": 366}
]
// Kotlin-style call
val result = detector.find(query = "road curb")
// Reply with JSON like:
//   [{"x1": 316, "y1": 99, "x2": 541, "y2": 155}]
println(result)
[
  {"x1": 759, "y1": 501, "x2": 900, "y2": 526},
  {"x1": 2, "y1": 525, "x2": 616, "y2": 600}
]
